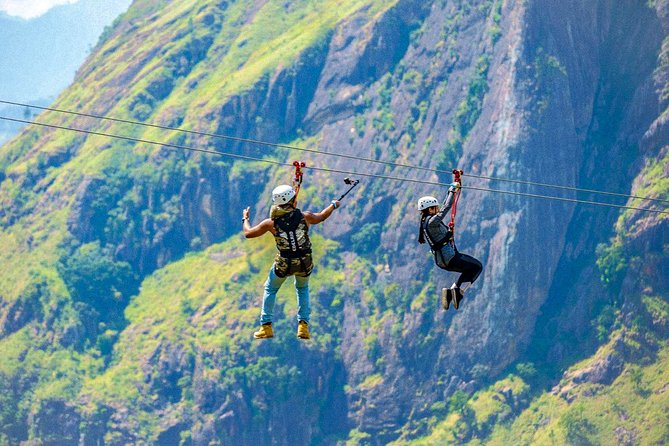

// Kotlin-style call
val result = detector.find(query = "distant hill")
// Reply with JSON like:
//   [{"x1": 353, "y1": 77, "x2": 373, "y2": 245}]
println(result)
[{"x1": 0, "y1": 0, "x2": 132, "y2": 143}]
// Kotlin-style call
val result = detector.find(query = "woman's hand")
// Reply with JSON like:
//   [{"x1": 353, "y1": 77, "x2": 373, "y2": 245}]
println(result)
[{"x1": 243, "y1": 207, "x2": 250, "y2": 220}]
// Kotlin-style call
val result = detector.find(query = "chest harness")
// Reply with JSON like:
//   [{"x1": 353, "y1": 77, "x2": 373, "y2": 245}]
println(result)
[
  {"x1": 421, "y1": 217, "x2": 454, "y2": 253},
  {"x1": 273, "y1": 209, "x2": 312, "y2": 259}
]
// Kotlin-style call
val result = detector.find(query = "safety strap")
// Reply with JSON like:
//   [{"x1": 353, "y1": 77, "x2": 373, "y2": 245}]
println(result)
[
  {"x1": 448, "y1": 169, "x2": 463, "y2": 233},
  {"x1": 292, "y1": 160, "x2": 305, "y2": 204}
]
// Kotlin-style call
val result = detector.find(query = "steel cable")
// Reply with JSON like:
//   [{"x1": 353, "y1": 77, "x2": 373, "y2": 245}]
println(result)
[
  {"x1": 3, "y1": 99, "x2": 667, "y2": 205},
  {"x1": 1, "y1": 115, "x2": 667, "y2": 215}
]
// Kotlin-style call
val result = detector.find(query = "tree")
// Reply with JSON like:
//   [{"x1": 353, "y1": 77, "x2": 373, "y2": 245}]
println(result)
[{"x1": 58, "y1": 241, "x2": 138, "y2": 325}]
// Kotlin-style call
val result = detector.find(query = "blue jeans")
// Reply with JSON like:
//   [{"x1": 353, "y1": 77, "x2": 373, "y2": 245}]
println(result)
[{"x1": 259, "y1": 265, "x2": 310, "y2": 324}]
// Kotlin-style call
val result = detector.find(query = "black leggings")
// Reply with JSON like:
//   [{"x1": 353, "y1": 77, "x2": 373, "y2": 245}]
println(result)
[{"x1": 443, "y1": 252, "x2": 482, "y2": 287}]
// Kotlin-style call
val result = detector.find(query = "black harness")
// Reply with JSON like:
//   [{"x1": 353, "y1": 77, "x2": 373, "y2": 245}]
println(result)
[
  {"x1": 421, "y1": 216, "x2": 453, "y2": 252},
  {"x1": 422, "y1": 216, "x2": 456, "y2": 268},
  {"x1": 273, "y1": 209, "x2": 312, "y2": 259}
]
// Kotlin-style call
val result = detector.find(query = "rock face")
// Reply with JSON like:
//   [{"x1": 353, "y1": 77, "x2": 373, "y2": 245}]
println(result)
[
  {"x1": 523, "y1": 0, "x2": 668, "y2": 366},
  {"x1": 1, "y1": 0, "x2": 667, "y2": 443},
  {"x1": 314, "y1": 0, "x2": 667, "y2": 437}
]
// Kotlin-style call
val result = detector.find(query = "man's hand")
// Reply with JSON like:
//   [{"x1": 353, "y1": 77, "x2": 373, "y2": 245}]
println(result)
[{"x1": 243, "y1": 207, "x2": 250, "y2": 220}]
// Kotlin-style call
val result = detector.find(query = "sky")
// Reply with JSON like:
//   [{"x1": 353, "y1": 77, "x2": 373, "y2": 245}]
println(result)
[{"x1": 0, "y1": 0, "x2": 79, "y2": 19}]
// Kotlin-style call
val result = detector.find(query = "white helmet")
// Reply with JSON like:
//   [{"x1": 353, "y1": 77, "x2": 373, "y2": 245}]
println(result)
[
  {"x1": 272, "y1": 185, "x2": 296, "y2": 204},
  {"x1": 417, "y1": 196, "x2": 439, "y2": 211}
]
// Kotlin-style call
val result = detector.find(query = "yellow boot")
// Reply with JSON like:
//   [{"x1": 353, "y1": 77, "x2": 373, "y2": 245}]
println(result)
[
  {"x1": 253, "y1": 323, "x2": 273, "y2": 339},
  {"x1": 441, "y1": 287, "x2": 452, "y2": 310},
  {"x1": 297, "y1": 320, "x2": 310, "y2": 339}
]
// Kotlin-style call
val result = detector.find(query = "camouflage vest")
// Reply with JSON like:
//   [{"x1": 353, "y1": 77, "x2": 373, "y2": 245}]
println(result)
[{"x1": 271, "y1": 205, "x2": 313, "y2": 277}]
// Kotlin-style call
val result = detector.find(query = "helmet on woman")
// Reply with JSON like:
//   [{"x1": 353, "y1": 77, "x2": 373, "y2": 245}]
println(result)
[
  {"x1": 272, "y1": 185, "x2": 296, "y2": 204},
  {"x1": 417, "y1": 196, "x2": 439, "y2": 211}
]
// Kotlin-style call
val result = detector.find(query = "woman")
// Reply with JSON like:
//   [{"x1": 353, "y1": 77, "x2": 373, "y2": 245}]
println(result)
[{"x1": 417, "y1": 184, "x2": 482, "y2": 310}]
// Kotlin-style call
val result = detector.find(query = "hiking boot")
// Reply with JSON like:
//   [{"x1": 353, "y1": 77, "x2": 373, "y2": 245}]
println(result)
[
  {"x1": 297, "y1": 320, "x2": 310, "y2": 339},
  {"x1": 441, "y1": 287, "x2": 452, "y2": 310},
  {"x1": 253, "y1": 323, "x2": 273, "y2": 339},
  {"x1": 453, "y1": 288, "x2": 464, "y2": 310}
]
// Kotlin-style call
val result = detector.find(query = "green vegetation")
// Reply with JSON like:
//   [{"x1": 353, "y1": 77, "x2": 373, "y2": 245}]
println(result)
[
  {"x1": 0, "y1": 0, "x2": 667, "y2": 443},
  {"x1": 488, "y1": 0, "x2": 503, "y2": 44},
  {"x1": 351, "y1": 222, "x2": 382, "y2": 256},
  {"x1": 595, "y1": 239, "x2": 628, "y2": 291},
  {"x1": 58, "y1": 241, "x2": 138, "y2": 320},
  {"x1": 405, "y1": 274, "x2": 669, "y2": 446},
  {"x1": 74, "y1": 233, "x2": 371, "y2": 442},
  {"x1": 617, "y1": 147, "x2": 669, "y2": 226},
  {"x1": 373, "y1": 74, "x2": 396, "y2": 135},
  {"x1": 528, "y1": 47, "x2": 568, "y2": 116}
]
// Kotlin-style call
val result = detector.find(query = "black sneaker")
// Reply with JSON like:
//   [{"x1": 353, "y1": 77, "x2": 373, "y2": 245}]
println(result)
[
  {"x1": 441, "y1": 287, "x2": 452, "y2": 310},
  {"x1": 453, "y1": 287, "x2": 464, "y2": 310}
]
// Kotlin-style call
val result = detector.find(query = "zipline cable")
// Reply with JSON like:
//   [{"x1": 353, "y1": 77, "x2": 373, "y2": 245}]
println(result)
[
  {"x1": 3, "y1": 99, "x2": 667, "y2": 205},
  {"x1": 1, "y1": 115, "x2": 668, "y2": 216},
  {"x1": 0, "y1": 116, "x2": 291, "y2": 168},
  {"x1": 306, "y1": 165, "x2": 669, "y2": 215}
]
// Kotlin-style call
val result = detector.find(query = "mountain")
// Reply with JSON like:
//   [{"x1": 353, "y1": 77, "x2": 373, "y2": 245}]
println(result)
[
  {"x1": 0, "y1": 0, "x2": 667, "y2": 444},
  {"x1": 0, "y1": 0, "x2": 133, "y2": 102},
  {"x1": 0, "y1": 0, "x2": 132, "y2": 143},
  {"x1": 0, "y1": 0, "x2": 135, "y2": 102}
]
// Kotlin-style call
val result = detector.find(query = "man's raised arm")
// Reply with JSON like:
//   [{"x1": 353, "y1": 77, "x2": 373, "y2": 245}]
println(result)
[
  {"x1": 242, "y1": 206, "x2": 274, "y2": 238},
  {"x1": 304, "y1": 200, "x2": 341, "y2": 225}
]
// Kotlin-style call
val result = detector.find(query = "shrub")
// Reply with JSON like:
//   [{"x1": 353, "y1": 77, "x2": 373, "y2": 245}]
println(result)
[
  {"x1": 58, "y1": 242, "x2": 138, "y2": 321},
  {"x1": 595, "y1": 241, "x2": 627, "y2": 291},
  {"x1": 351, "y1": 222, "x2": 381, "y2": 255},
  {"x1": 558, "y1": 403, "x2": 595, "y2": 445}
]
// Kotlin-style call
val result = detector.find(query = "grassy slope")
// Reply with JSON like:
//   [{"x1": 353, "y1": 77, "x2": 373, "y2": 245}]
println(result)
[
  {"x1": 77, "y1": 232, "x2": 356, "y2": 442},
  {"x1": 402, "y1": 299, "x2": 669, "y2": 446}
]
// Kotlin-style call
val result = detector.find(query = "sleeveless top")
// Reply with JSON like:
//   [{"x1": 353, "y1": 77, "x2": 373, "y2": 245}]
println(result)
[{"x1": 271, "y1": 205, "x2": 313, "y2": 277}]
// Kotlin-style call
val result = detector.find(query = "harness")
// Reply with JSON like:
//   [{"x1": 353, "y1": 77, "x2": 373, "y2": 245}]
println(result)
[
  {"x1": 273, "y1": 209, "x2": 312, "y2": 259},
  {"x1": 421, "y1": 216, "x2": 454, "y2": 253}
]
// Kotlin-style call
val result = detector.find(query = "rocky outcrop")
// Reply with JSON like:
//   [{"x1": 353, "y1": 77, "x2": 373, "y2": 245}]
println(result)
[
  {"x1": 26, "y1": 399, "x2": 81, "y2": 445},
  {"x1": 0, "y1": 288, "x2": 41, "y2": 337},
  {"x1": 215, "y1": 37, "x2": 330, "y2": 147}
]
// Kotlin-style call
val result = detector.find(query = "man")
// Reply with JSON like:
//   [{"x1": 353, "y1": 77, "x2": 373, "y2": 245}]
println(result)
[{"x1": 242, "y1": 184, "x2": 340, "y2": 339}]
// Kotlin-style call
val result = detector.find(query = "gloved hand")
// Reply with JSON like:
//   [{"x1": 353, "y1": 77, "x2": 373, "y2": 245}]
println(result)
[{"x1": 448, "y1": 182, "x2": 461, "y2": 192}]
